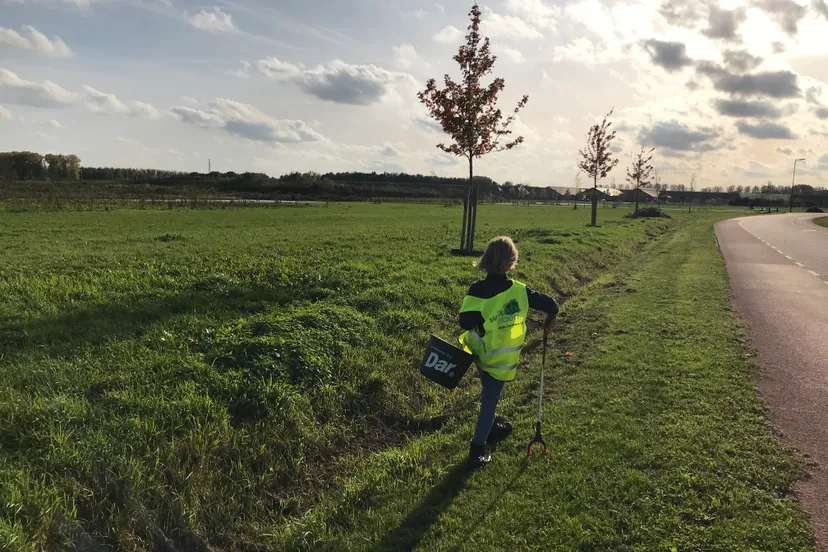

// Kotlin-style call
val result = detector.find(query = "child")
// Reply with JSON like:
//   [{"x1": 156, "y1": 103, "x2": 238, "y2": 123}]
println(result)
[{"x1": 459, "y1": 236, "x2": 558, "y2": 469}]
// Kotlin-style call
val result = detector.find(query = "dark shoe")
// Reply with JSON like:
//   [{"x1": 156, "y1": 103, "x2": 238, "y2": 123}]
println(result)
[
  {"x1": 486, "y1": 416, "x2": 513, "y2": 445},
  {"x1": 468, "y1": 442, "x2": 491, "y2": 470}
]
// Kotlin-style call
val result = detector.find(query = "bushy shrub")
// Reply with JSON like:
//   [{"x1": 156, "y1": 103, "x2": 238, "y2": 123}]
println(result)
[{"x1": 625, "y1": 207, "x2": 671, "y2": 219}]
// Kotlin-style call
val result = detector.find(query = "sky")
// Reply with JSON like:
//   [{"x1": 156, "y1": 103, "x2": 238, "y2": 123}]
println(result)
[{"x1": 2, "y1": 0, "x2": 828, "y2": 189}]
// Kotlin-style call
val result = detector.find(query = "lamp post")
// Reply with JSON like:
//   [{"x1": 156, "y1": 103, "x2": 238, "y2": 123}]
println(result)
[{"x1": 789, "y1": 158, "x2": 805, "y2": 213}]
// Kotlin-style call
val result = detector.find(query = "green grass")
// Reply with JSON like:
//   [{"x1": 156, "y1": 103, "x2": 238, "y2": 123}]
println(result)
[
  {"x1": 0, "y1": 203, "x2": 681, "y2": 550},
  {"x1": 814, "y1": 216, "x2": 828, "y2": 228},
  {"x1": 271, "y1": 214, "x2": 814, "y2": 551}
]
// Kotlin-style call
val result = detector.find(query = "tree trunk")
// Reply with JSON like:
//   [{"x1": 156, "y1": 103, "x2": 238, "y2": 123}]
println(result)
[
  {"x1": 590, "y1": 175, "x2": 598, "y2": 226},
  {"x1": 466, "y1": 155, "x2": 476, "y2": 254},
  {"x1": 469, "y1": 178, "x2": 479, "y2": 254},
  {"x1": 635, "y1": 188, "x2": 639, "y2": 215},
  {"x1": 459, "y1": 177, "x2": 470, "y2": 252}
]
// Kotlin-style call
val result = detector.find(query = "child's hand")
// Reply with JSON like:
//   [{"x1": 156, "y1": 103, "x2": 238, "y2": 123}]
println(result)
[{"x1": 544, "y1": 315, "x2": 557, "y2": 333}]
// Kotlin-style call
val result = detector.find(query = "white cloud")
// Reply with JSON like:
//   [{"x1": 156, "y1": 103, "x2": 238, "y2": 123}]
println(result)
[
  {"x1": 482, "y1": 12, "x2": 543, "y2": 40},
  {"x1": 6, "y1": 0, "x2": 101, "y2": 7},
  {"x1": 170, "y1": 98, "x2": 326, "y2": 144},
  {"x1": 301, "y1": 61, "x2": 410, "y2": 105},
  {"x1": 0, "y1": 69, "x2": 159, "y2": 119},
  {"x1": 257, "y1": 57, "x2": 302, "y2": 79},
  {"x1": 402, "y1": 8, "x2": 428, "y2": 19},
  {"x1": 39, "y1": 119, "x2": 65, "y2": 128},
  {"x1": 168, "y1": 105, "x2": 224, "y2": 127},
  {"x1": 553, "y1": 38, "x2": 606, "y2": 65},
  {"x1": 180, "y1": 96, "x2": 198, "y2": 105},
  {"x1": 552, "y1": 0, "x2": 662, "y2": 66},
  {"x1": 228, "y1": 69, "x2": 250, "y2": 80},
  {"x1": 427, "y1": 152, "x2": 461, "y2": 166},
  {"x1": 228, "y1": 60, "x2": 252, "y2": 79},
  {"x1": 83, "y1": 85, "x2": 160, "y2": 118},
  {"x1": 498, "y1": 45, "x2": 525, "y2": 64},
  {"x1": 116, "y1": 137, "x2": 186, "y2": 158},
  {"x1": 504, "y1": 0, "x2": 559, "y2": 30},
  {"x1": 412, "y1": 113, "x2": 443, "y2": 134},
  {"x1": 33, "y1": 131, "x2": 52, "y2": 139},
  {"x1": 188, "y1": 8, "x2": 237, "y2": 33},
  {"x1": 0, "y1": 104, "x2": 10, "y2": 119},
  {"x1": 258, "y1": 57, "x2": 415, "y2": 106},
  {"x1": 380, "y1": 144, "x2": 399, "y2": 157},
  {"x1": 0, "y1": 25, "x2": 72, "y2": 57},
  {"x1": 0, "y1": 68, "x2": 78, "y2": 108},
  {"x1": 433, "y1": 25, "x2": 464, "y2": 44},
  {"x1": 393, "y1": 44, "x2": 429, "y2": 70}
]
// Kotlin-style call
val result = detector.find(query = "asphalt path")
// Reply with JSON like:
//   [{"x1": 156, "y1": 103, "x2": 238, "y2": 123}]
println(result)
[{"x1": 716, "y1": 213, "x2": 828, "y2": 550}]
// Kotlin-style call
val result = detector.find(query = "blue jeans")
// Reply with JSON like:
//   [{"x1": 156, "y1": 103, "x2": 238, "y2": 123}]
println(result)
[{"x1": 472, "y1": 370, "x2": 505, "y2": 445}]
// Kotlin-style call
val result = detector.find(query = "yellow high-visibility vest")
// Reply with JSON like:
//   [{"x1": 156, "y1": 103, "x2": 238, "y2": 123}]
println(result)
[{"x1": 459, "y1": 280, "x2": 528, "y2": 382}]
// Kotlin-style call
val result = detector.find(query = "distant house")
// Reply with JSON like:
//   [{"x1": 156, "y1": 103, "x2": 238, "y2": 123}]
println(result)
[
  {"x1": 542, "y1": 187, "x2": 563, "y2": 199},
  {"x1": 665, "y1": 191, "x2": 740, "y2": 204},
  {"x1": 740, "y1": 193, "x2": 789, "y2": 202},
  {"x1": 548, "y1": 186, "x2": 624, "y2": 200},
  {"x1": 597, "y1": 187, "x2": 623, "y2": 197},
  {"x1": 617, "y1": 188, "x2": 659, "y2": 203},
  {"x1": 549, "y1": 186, "x2": 580, "y2": 197},
  {"x1": 578, "y1": 188, "x2": 612, "y2": 201}
]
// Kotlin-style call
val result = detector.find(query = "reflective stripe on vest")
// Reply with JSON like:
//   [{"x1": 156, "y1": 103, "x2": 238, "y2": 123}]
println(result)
[{"x1": 459, "y1": 280, "x2": 529, "y2": 382}]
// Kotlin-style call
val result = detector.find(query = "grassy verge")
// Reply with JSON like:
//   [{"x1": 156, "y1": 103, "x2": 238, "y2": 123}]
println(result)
[
  {"x1": 814, "y1": 216, "x2": 828, "y2": 228},
  {"x1": 0, "y1": 204, "x2": 675, "y2": 549},
  {"x1": 272, "y1": 214, "x2": 813, "y2": 551}
]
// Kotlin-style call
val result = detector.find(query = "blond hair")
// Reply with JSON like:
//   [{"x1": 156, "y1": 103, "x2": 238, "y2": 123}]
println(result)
[{"x1": 475, "y1": 236, "x2": 519, "y2": 274}]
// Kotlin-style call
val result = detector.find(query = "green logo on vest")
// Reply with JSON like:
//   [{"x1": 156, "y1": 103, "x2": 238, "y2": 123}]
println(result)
[
  {"x1": 503, "y1": 299, "x2": 520, "y2": 316},
  {"x1": 488, "y1": 298, "x2": 523, "y2": 328}
]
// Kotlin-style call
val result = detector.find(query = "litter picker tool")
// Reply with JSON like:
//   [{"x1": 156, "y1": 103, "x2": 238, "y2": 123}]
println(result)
[{"x1": 528, "y1": 326, "x2": 550, "y2": 456}]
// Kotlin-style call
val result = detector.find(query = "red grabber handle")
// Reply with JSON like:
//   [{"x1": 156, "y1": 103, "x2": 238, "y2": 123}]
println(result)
[{"x1": 527, "y1": 421, "x2": 547, "y2": 455}]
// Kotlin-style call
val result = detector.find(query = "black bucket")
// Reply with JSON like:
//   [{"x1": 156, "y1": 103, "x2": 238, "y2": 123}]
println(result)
[{"x1": 420, "y1": 334, "x2": 475, "y2": 390}]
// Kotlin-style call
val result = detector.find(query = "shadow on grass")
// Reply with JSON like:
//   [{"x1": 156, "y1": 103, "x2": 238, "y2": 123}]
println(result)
[
  {"x1": 0, "y1": 282, "x2": 293, "y2": 358},
  {"x1": 367, "y1": 464, "x2": 471, "y2": 552},
  {"x1": 446, "y1": 458, "x2": 530, "y2": 551},
  {"x1": 368, "y1": 457, "x2": 531, "y2": 552}
]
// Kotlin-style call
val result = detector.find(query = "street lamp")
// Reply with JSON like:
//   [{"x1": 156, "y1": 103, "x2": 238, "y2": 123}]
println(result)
[{"x1": 789, "y1": 158, "x2": 805, "y2": 213}]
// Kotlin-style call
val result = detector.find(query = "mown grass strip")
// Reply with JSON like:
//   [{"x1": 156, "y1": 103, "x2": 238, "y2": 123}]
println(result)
[
  {"x1": 814, "y1": 216, "x2": 828, "y2": 228},
  {"x1": 273, "y1": 216, "x2": 813, "y2": 552}
]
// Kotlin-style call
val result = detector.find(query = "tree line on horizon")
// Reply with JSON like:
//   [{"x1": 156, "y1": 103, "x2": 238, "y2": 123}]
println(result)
[
  {"x1": 0, "y1": 151, "x2": 81, "y2": 181},
  {"x1": 1, "y1": 150, "x2": 825, "y2": 200}
]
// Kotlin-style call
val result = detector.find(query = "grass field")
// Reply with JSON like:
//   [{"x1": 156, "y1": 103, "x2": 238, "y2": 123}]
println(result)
[
  {"x1": 274, "y1": 213, "x2": 814, "y2": 551},
  {"x1": 815, "y1": 216, "x2": 828, "y2": 228},
  {"x1": 0, "y1": 203, "x2": 686, "y2": 550}
]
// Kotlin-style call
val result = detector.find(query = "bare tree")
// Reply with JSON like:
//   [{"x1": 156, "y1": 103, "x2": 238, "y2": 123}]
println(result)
[
  {"x1": 654, "y1": 168, "x2": 662, "y2": 211},
  {"x1": 573, "y1": 170, "x2": 582, "y2": 210},
  {"x1": 688, "y1": 170, "x2": 698, "y2": 213},
  {"x1": 578, "y1": 110, "x2": 619, "y2": 226},
  {"x1": 626, "y1": 146, "x2": 655, "y2": 215}
]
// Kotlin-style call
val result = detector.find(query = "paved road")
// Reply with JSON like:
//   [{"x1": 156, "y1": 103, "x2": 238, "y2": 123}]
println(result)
[{"x1": 716, "y1": 213, "x2": 828, "y2": 550}]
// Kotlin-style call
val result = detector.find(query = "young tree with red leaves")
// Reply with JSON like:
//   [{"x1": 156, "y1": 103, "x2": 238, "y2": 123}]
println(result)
[
  {"x1": 578, "y1": 110, "x2": 619, "y2": 226},
  {"x1": 419, "y1": 4, "x2": 528, "y2": 254},
  {"x1": 626, "y1": 146, "x2": 655, "y2": 215}
]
